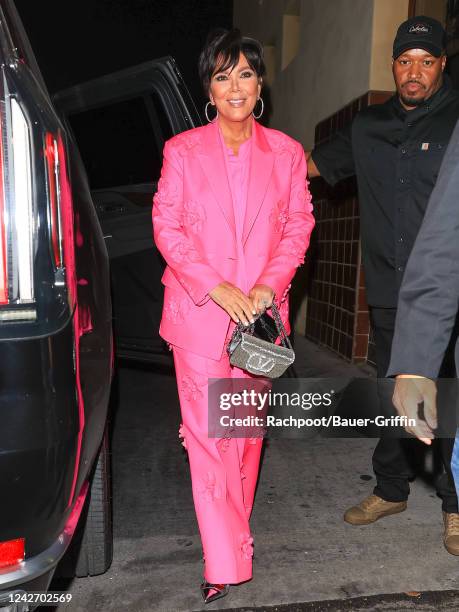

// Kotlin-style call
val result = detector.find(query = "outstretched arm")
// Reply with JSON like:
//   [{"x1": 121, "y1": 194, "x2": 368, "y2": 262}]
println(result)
[
  {"x1": 306, "y1": 151, "x2": 321, "y2": 178},
  {"x1": 388, "y1": 121, "x2": 459, "y2": 443}
]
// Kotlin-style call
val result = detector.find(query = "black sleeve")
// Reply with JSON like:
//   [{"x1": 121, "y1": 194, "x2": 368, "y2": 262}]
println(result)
[{"x1": 310, "y1": 122, "x2": 355, "y2": 186}]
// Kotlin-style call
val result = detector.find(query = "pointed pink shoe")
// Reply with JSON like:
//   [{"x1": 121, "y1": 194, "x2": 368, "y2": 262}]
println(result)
[{"x1": 200, "y1": 581, "x2": 229, "y2": 604}]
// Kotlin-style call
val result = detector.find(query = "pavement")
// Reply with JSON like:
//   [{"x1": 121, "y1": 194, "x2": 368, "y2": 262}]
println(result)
[{"x1": 48, "y1": 335, "x2": 459, "y2": 611}]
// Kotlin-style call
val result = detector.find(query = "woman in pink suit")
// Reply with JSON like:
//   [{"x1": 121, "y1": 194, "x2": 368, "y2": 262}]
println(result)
[{"x1": 153, "y1": 29, "x2": 315, "y2": 603}]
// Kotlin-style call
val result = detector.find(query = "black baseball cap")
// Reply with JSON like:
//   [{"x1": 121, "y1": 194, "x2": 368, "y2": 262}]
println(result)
[{"x1": 393, "y1": 16, "x2": 446, "y2": 59}]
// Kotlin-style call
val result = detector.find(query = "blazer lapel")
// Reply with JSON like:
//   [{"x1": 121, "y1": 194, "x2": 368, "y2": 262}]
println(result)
[
  {"x1": 243, "y1": 121, "x2": 274, "y2": 244},
  {"x1": 197, "y1": 121, "x2": 235, "y2": 233}
]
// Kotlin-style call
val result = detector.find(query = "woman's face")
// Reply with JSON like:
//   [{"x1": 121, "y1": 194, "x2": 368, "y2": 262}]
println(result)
[{"x1": 209, "y1": 52, "x2": 261, "y2": 123}]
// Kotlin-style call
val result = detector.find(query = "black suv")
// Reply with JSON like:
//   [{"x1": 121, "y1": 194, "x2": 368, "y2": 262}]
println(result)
[{"x1": 0, "y1": 0, "x2": 199, "y2": 608}]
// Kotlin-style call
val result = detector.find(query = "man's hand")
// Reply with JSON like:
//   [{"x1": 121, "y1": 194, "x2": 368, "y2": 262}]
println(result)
[
  {"x1": 249, "y1": 284, "x2": 275, "y2": 314},
  {"x1": 392, "y1": 375, "x2": 437, "y2": 445},
  {"x1": 209, "y1": 282, "x2": 256, "y2": 326}
]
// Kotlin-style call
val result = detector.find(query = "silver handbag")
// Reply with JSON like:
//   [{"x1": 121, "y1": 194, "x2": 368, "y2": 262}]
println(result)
[{"x1": 226, "y1": 303, "x2": 295, "y2": 378}]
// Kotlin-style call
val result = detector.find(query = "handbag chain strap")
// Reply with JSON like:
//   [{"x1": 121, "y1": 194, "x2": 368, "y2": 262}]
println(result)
[
  {"x1": 235, "y1": 302, "x2": 293, "y2": 351},
  {"x1": 269, "y1": 302, "x2": 293, "y2": 350}
]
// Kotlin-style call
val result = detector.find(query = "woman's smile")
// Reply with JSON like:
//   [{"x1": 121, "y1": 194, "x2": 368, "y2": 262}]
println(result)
[{"x1": 227, "y1": 98, "x2": 246, "y2": 107}]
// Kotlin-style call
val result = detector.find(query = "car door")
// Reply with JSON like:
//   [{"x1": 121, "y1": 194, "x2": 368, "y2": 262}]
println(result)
[{"x1": 53, "y1": 57, "x2": 202, "y2": 363}]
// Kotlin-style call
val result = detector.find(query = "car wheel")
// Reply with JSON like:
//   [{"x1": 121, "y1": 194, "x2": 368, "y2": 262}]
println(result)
[{"x1": 74, "y1": 428, "x2": 113, "y2": 577}]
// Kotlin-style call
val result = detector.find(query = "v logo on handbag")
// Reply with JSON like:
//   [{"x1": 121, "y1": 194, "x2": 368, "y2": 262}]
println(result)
[
  {"x1": 247, "y1": 353, "x2": 276, "y2": 373},
  {"x1": 227, "y1": 303, "x2": 295, "y2": 378}
]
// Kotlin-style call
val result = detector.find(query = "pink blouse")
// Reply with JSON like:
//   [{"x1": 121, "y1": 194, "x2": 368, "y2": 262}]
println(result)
[{"x1": 219, "y1": 127, "x2": 252, "y2": 294}]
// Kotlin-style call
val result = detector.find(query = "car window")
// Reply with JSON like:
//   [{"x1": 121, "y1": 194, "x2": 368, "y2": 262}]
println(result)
[{"x1": 68, "y1": 96, "x2": 169, "y2": 190}]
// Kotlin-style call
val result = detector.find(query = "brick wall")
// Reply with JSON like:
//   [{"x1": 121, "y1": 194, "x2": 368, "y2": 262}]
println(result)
[{"x1": 305, "y1": 91, "x2": 392, "y2": 363}]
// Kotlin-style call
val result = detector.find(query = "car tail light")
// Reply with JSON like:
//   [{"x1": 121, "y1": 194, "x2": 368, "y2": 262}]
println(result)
[
  {"x1": 0, "y1": 538, "x2": 25, "y2": 569},
  {"x1": 11, "y1": 98, "x2": 34, "y2": 304},
  {"x1": 0, "y1": 94, "x2": 36, "y2": 322},
  {"x1": 45, "y1": 132, "x2": 63, "y2": 269},
  {"x1": 0, "y1": 92, "x2": 35, "y2": 322},
  {"x1": 0, "y1": 48, "x2": 76, "y2": 338}
]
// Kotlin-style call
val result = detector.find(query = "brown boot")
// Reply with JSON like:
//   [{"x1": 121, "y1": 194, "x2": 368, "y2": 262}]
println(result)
[
  {"x1": 443, "y1": 512, "x2": 459, "y2": 555},
  {"x1": 344, "y1": 494, "x2": 407, "y2": 525}
]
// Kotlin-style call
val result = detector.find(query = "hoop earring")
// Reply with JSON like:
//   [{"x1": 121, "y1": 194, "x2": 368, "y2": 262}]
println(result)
[
  {"x1": 205, "y1": 101, "x2": 217, "y2": 123},
  {"x1": 253, "y1": 97, "x2": 264, "y2": 119}
]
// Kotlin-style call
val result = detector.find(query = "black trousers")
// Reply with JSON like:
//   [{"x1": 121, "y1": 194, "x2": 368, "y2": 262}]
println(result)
[{"x1": 370, "y1": 307, "x2": 458, "y2": 513}]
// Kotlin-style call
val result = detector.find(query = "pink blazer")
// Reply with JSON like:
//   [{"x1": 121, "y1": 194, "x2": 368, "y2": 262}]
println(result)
[{"x1": 152, "y1": 120, "x2": 315, "y2": 360}]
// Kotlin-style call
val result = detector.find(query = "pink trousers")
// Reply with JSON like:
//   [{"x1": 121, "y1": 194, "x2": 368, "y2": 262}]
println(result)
[{"x1": 172, "y1": 343, "x2": 264, "y2": 584}]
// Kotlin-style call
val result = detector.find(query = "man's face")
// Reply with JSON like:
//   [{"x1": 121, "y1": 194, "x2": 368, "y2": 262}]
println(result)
[{"x1": 392, "y1": 48, "x2": 446, "y2": 110}]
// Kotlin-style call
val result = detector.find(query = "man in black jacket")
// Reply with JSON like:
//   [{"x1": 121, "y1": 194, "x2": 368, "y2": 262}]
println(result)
[{"x1": 307, "y1": 16, "x2": 459, "y2": 553}]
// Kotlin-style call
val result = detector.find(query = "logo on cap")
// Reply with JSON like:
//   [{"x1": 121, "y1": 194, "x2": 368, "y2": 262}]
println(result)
[{"x1": 409, "y1": 23, "x2": 431, "y2": 35}]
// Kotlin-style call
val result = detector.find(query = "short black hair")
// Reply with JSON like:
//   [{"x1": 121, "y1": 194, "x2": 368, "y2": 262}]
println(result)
[{"x1": 199, "y1": 28, "x2": 266, "y2": 95}]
